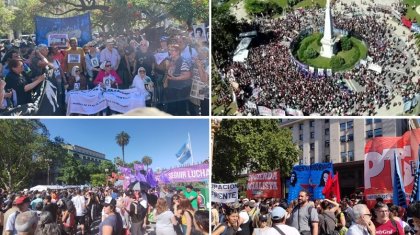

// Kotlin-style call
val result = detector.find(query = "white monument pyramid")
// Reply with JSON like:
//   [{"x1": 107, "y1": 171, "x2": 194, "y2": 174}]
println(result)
[{"x1": 320, "y1": 0, "x2": 335, "y2": 58}]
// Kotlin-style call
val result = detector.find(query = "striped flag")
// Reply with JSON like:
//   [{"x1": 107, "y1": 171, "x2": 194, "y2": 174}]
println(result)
[
  {"x1": 393, "y1": 151, "x2": 407, "y2": 207},
  {"x1": 176, "y1": 133, "x2": 193, "y2": 164}
]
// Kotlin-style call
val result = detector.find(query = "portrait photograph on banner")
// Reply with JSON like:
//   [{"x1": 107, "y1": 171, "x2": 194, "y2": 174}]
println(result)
[{"x1": 0, "y1": 0, "x2": 209, "y2": 117}]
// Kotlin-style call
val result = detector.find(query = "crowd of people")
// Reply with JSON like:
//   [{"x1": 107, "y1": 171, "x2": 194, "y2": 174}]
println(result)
[
  {"x1": 0, "y1": 29, "x2": 209, "y2": 116},
  {"x1": 215, "y1": 1, "x2": 419, "y2": 116},
  {"x1": 211, "y1": 189, "x2": 420, "y2": 235},
  {"x1": 0, "y1": 185, "x2": 209, "y2": 235}
]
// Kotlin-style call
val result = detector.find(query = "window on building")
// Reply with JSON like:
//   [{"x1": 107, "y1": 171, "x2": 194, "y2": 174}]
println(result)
[
  {"x1": 325, "y1": 119, "x2": 329, "y2": 123},
  {"x1": 347, "y1": 121, "x2": 353, "y2": 129},
  {"x1": 366, "y1": 119, "x2": 373, "y2": 125},
  {"x1": 310, "y1": 120, "x2": 315, "y2": 127},
  {"x1": 299, "y1": 134, "x2": 303, "y2": 141},
  {"x1": 299, "y1": 124, "x2": 303, "y2": 130},
  {"x1": 348, "y1": 151, "x2": 354, "y2": 161},
  {"x1": 374, "y1": 128, "x2": 383, "y2": 137},
  {"x1": 340, "y1": 135, "x2": 346, "y2": 143},
  {"x1": 325, "y1": 128, "x2": 330, "y2": 135},
  {"x1": 374, "y1": 119, "x2": 382, "y2": 123},
  {"x1": 340, "y1": 123, "x2": 346, "y2": 131},
  {"x1": 347, "y1": 133, "x2": 354, "y2": 142},
  {"x1": 341, "y1": 152, "x2": 347, "y2": 162},
  {"x1": 310, "y1": 143, "x2": 315, "y2": 150},
  {"x1": 310, "y1": 132, "x2": 315, "y2": 139},
  {"x1": 366, "y1": 130, "x2": 373, "y2": 138},
  {"x1": 325, "y1": 140, "x2": 330, "y2": 147}
]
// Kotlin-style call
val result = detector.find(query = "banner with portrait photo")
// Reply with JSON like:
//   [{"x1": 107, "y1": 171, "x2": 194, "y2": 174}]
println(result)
[
  {"x1": 35, "y1": 13, "x2": 92, "y2": 47},
  {"x1": 48, "y1": 34, "x2": 68, "y2": 48},
  {"x1": 193, "y1": 23, "x2": 207, "y2": 42},
  {"x1": 212, "y1": 183, "x2": 238, "y2": 203},
  {"x1": 287, "y1": 163, "x2": 334, "y2": 203},
  {"x1": 246, "y1": 170, "x2": 281, "y2": 199}
]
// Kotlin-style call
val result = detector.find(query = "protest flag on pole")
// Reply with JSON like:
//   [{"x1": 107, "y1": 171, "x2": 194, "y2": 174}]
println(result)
[
  {"x1": 176, "y1": 133, "x2": 193, "y2": 164},
  {"x1": 393, "y1": 151, "x2": 407, "y2": 208}
]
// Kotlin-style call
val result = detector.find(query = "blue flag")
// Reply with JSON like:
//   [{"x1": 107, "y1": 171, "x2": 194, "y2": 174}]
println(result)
[
  {"x1": 410, "y1": 147, "x2": 420, "y2": 203},
  {"x1": 393, "y1": 151, "x2": 407, "y2": 207},
  {"x1": 176, "y1": 141, "x2": 191, "y2": 164}
]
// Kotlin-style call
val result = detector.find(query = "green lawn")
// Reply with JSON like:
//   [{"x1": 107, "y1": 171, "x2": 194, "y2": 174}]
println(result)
[
  {"x1": 404, "y1": 0, "x2": 420, "y2": 21},
  {"x1": 211, "y1": 86, "x2": 238, "y2": 116},
  {"x1": 294, "y1": 0, "x2": 326, "y2": 9},
  {"x1": 296, "y1": 34, "x2": 368, "y2": 70}
]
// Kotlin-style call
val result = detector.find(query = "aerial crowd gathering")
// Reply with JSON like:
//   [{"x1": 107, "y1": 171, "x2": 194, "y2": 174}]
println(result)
[
  {"x1": 215, "y1": 0, "x2": 419, "y2": 116},
  {"x1": 0, "y1": 185, "x2": 209, "y2": 235},
  {"x1": 0, "y1": 28, "x2": 209, "y2": 116},
  {"x1": 211, "y1": 189, "x2": 420, "y2": 235}
]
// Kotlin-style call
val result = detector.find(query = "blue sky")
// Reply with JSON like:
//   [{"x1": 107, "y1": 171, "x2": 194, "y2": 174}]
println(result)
[{"x1": 40, "y1": 119, "x2": 209, "y2": 169}]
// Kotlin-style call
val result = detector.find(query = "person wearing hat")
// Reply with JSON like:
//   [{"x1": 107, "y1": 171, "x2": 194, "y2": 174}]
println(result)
[
  {"x1": 99, "y1": 196, "x2": 123, "y2": 235},
  {"x1": 131, "y1": 66, "x2": 154, "y2": 105},
  {"x1": 100, "y1": 38, "x2": 120, "y2": 71},
  {"x1": 269, "y1": 206, "x2": 300, "y2": 235},
  {"x1": 64, "y1": 37, "x2": 86, "y2": 75},
  {"x1": 4, "y1": 196, "x2": 31, "y2": 235}
]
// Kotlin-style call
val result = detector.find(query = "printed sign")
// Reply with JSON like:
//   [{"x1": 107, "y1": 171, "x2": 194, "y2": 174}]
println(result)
[
  {"x1": 212, "y1": 183, "x2": 238, "y2": 203},
  {"x1": 247, "y1": 170, "x2": 281, "y2": 199},
  {"x1": 48, "y1": 34, "x2": 68, "y2": 47}
]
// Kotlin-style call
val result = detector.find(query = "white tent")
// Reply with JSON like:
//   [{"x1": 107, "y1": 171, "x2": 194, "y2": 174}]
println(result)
[{"x1": 233, "y1": 49, "x2": 249, "y2": 63}]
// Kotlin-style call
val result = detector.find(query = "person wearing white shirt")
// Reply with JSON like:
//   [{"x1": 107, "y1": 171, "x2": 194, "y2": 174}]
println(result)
[
  {"x1": 346, "y1": 204, "x2": 376, "y2": 235},
  {"x1": 131, "y1": 67, "x2": 154, "y2": 106},
  {"x1": 71, "y1": 189, "x2": 86, "y2": 235}
]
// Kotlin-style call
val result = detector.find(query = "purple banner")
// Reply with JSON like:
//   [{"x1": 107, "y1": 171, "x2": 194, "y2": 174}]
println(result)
[
  {"x1": 162, "y1": 163, "x2": 209, "y2": 183},
  {"x1": 134, "y1": 163, "x2": 144, "y2": 172}
]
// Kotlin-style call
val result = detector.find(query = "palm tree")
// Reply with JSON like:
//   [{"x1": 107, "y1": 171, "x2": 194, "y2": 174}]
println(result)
[
  {"x1": 115, "y1": 131, "x2": 130, "y2": 166},
  {"x1": 141, "y1": 155, "x2": 153, "y2": 170}
]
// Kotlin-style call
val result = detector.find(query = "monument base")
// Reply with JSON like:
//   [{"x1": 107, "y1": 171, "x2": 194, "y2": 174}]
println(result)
[{"x1": 320, "y1": 37, "x2": 336, "y2": 58}]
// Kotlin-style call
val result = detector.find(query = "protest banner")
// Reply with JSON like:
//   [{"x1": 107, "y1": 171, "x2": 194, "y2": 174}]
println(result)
[
  {"x1": 48, "y1": 34, "x2": 68, "y2": 47},
  {"x1": 364, "y1": 129, "x2": 420, "y2": 208},
  {"x1": 212, "y1": 183, "x2": 238, "y2": 203},
  {"x1": 287, "y1": 163, "x2": 333, "y2": 203},
  {"x1": 247, "y1": 170, "x2": 281, "y2": 199},
  {"x1": 35, "y1": 13, "x2": 92, "y2": 47},
  {"x1": 161, "y1": 163, "x2": 209, "y2": 183},
  {"x1": 102, "y1": 88, "x2": 146, "y2": 114}
]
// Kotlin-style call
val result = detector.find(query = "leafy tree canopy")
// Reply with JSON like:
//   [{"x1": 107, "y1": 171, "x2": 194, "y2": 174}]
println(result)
[{"x1": 212, "y1": 119, "x2": 300, "y2": 183}]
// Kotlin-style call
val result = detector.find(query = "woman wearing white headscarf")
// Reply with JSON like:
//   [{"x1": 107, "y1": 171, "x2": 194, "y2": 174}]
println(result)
[
  {"x1": 131, "y1": 66, "x2": 154, "y2": 104},
  {"x1": 67, "y1": 65, "x2": 88, "y2": 91}
]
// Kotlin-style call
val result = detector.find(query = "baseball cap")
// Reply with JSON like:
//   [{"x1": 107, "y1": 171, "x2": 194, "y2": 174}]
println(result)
[
  {"x1": 244, "y1": 201, "x2": 256, "y2": 208},
  {"x1": 259, "y1": 214, "x2": 268, "y2": 222},
  {"x1": 272, "y1": 206, "x2": 286, "y2": 220},
  {"x1": 103, "y1": 196, "x2": 116, "y2": 207},
  {"x1": 15, "y1": 196, "x2": 30, "y2": 205}
]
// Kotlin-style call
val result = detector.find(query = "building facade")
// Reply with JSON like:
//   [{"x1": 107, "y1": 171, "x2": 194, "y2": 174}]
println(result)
[
  {"x1": 64, "y1": 144, "x2": 111, "y2": 165},
  {"x1": 279, "y1": 119, "x2": 409, "y2": 197}
]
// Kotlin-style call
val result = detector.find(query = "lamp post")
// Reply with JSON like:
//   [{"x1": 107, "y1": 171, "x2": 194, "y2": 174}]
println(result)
[
  {"x1": 105, "y1": 168, "x2": 109, "y2": 186},
  {"x1": 46, "y1": 159, "x2": 52, "y2": 185}
]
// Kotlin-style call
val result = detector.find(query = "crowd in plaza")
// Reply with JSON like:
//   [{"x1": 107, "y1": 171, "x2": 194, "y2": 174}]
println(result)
[
  {"x1": 215, "y1": 1, "x2": 419, "y2": 116},
  {"x1": 0, "y1": 29, "x2": 209, "y2": 116},
  {"x1": 0, "y1": 185, "x2": 209, "y2": 235},
  {"x1": 211, "y1": 189, "x2": 420, "y2": 235}
]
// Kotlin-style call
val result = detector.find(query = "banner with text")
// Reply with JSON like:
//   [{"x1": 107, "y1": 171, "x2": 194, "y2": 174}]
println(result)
[
  {"x1": 161, "y1": 163, "x2": 209, "y2": 183},
  {"x1": 287, "y1": 163, "x2": 334, "y2": 203},
  {"x1": 35, "y1": 13, "x2": 92, "y2": 47},
  {"x1": 364, "y1": 129, "x2": 420, "y2": 208},
  {"x1": 246, "y1": 170, "x2": 281, "y2": 199},
  {"x1": 103, "y1": 88, "x2": 146, "y2": 114},
  {"x1": 212, "y1": 183, "x2": 238, "y2": 203}
]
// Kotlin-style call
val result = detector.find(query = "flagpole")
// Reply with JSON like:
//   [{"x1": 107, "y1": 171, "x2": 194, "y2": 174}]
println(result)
[{"x1": 189, "y1": 132, "x2": 194, "y2": 165}]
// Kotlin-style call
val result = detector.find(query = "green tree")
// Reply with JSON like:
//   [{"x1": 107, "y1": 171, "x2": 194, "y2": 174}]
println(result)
[
  {"x1": 99, "y1": 160, "x2": 116, "y2": 173},
  {"x1": 91, "y1": 173, "x2": 107, "y2": 187},
  {"x1": 114, "y1": 157, "x2": 124, "y2": 167},
  {"x1": 116, "y1": 131, "x2": 130, "y2": 166},
  {"x1": 57, "y1": 157, "x2": 84, "y2": 185},
  {"x1": 340, "y1": 36, "x2": 352, "y2": 51},
  {"x1": 141, "y1": 156, "x2": 152, "y2": 170},
  {"x1": 304, "y1": 48, "x2": 318, "y2": 59},
  {"x1": 245, "y1": 0, "x2": 283, "y2": 16},
  {"x1": 0, "y1": 120, "x2": 50, "y2": 191},
  {"x1": 0, "y1": 1, "x2": 14, "y2": 36},
  {"x1": 10, "y1": 0, "x2": 43, "y2": 37},
  {"x1": 212, "y1": 119, "x2": 300, "y2": 183}
]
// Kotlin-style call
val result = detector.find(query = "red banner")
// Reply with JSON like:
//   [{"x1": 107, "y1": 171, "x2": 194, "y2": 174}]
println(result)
[
  {"x1": 364, "y1": 129, "x2": 420, "y2": 208},
  {"x1": 246, "y1": 170, "x2": 281, "y2": 199}
]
